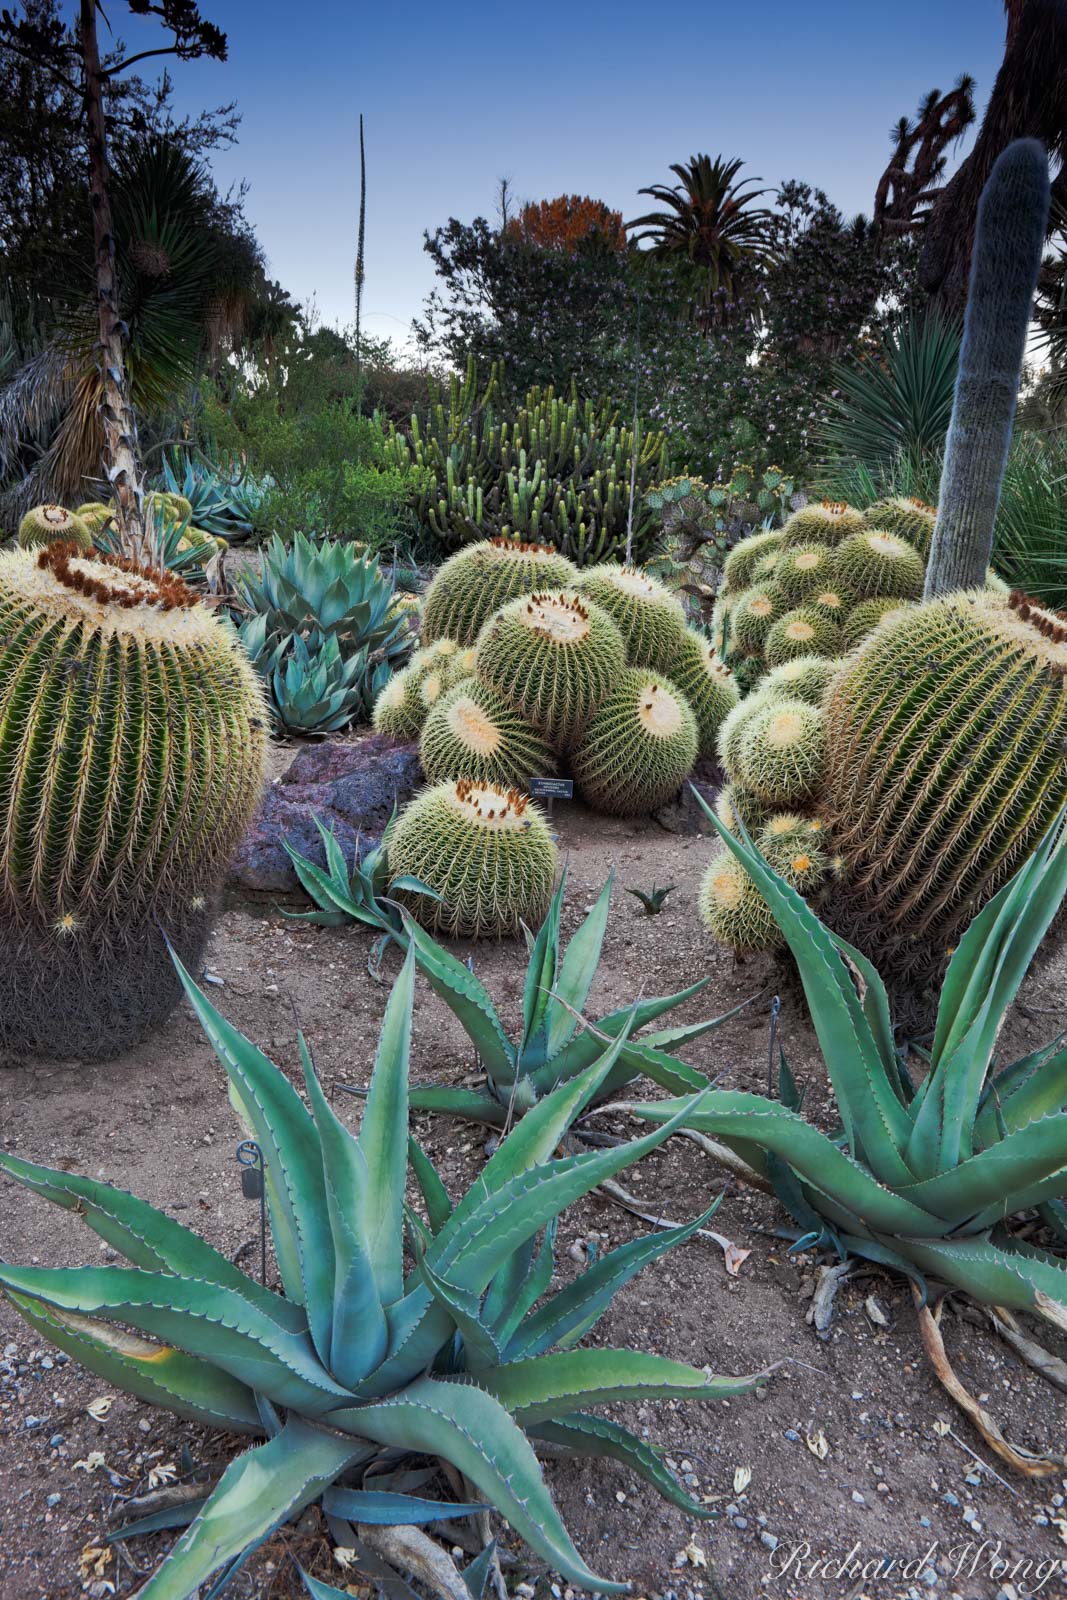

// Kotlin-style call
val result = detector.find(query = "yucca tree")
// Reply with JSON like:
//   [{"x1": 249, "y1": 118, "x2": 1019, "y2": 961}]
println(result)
[
  {"x1": 627, "y1": 154, "x2": 776, "y2": 322},
  {"x1": 626, "y1": 794, "x2": 1067, "y2": 1330},
  {"x1": 0, "y1": 946, "x2": 767, "y2": 1597}
]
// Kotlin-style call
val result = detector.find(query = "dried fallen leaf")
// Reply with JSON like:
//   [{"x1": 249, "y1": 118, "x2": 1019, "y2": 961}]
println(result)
[
  {"x1": 733, "y1": 1465, "x2": 752, "y2": 1494},
  {"x1": 933, "y1": 1417, "x2": 951, "y2": 1437},
  {"x1": 87, "y1": 1395, "x2": 114, "y2": 1422},
  {"x1": 74, "y1": 1451, "x2": 107, "y2": 1473},
  {"x1": 146, "y1": 1461, "x2": 177, "y2": 1490},
  {"x1": 865, "y1": 1294, "x2": 889, "y2": 1328},
  {"x1": 684, "y1": 1540, "x2": 708, "y2": 1569},
  {"x1": 78, "y1": 1544, "x2": 112, "y2": 1583},
  {"x1": 806, "y1": 1430, "x2": 829, "y2": 1460}
]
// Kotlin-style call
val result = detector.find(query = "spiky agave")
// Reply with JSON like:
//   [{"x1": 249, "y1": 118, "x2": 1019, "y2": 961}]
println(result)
[
  {"x1": 400, "y1": 872, "x2": 745, "y2": 1123},
  {"x1": 633, "y1": 796, "x2": 1067, "y2": 1331},
  {"x1": 0, "y1": 949, "x2": 767, "y2": 1598}
]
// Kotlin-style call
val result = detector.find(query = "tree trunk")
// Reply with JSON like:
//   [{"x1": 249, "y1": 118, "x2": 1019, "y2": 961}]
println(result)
[
  {"x1": 919, "y1": 0, "x2": 1067, "y2": 316},
  {"x1": 79, "y1": 0, "x2": 144, "y2": 551}
]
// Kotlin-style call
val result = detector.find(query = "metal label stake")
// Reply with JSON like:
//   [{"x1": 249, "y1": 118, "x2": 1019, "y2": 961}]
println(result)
[{"x1": 236, "y1": 1140, "x2": 267, "y2": 1287}]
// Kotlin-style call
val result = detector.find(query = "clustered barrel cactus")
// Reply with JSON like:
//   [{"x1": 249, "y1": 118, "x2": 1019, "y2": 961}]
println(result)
[
  {"x1": 0, "y1": 542, "x2": 267, "y2": 1056},
  {"x1": 0, "y1": 949, "x2": 765, "y2": 1597},
  {"x1": 385, "y1": 357, "x2": 670, "y2": 564}
]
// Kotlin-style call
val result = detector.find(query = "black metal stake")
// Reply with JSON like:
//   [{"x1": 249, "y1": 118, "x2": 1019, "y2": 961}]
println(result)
[
  {"x1": 236, "y1": 1140, "x2": 267, "y2": 1287},
  {"x1": 767, "y1": 994, "x2": 781, "y2": 1097}
]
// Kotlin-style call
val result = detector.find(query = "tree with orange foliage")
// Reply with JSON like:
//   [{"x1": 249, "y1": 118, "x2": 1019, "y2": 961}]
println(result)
[{"x1": 505, "y1": 194, "x2": 625, "y2": 252}]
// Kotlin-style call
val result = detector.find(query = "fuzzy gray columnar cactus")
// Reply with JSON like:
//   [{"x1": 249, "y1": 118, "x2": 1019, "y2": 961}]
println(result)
[{"x1": 924, "y1": 139, "x2": 1050, "y2": 598}]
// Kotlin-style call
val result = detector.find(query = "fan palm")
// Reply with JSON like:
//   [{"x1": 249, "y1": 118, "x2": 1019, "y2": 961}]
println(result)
[
  {"x1": 0, "y1": 136, "x2": 260, "y2": 518},
  {"x1": 627, "y1": 154, "x2": 776, "y2": 319}
]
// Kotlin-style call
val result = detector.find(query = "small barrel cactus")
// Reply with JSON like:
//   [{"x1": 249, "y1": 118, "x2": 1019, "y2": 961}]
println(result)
[
  {"x1": 863, "y1": 496, "x2": 937, "y2": 558},
  {"x1": 774, "y1": 543, "x2": 837, "y2": 605},
  {"x1": 761, "y1": 654, "x2": 842, "y2": 706},
  {"x1": 572, "y1": 669, "x2": 698, "y2": 816},
  {"x1": 420, "y1": 677, "x2": 556, "y2": 788},
  {"x1": 824, "y1": 588, "x2": 1067, "y2": 989},
  {"x1": 699, "y1": 847, "x2": 779, "y2": 952},
  {"x1": 18, "y1": 504, "x2": 93, "y2": 552},
  {"x1": 722, "y1": 528, "x2": 785, "y2": 591},
  {"x1": 764, "y1": 606, "x2": 841, "y2": 667},
  {"x1": 834, "y1": 529, "x2": 926, "y2": 602},
  {"x1": 666, "y1": 630, "x2": 739, "y2": 756},
  {"x1": 474, "y1": 590, "x2": 625, "y2": 748},
  {"x1": 575, "y1": 564, "x2": 688, "y2": 671},
  {"x1": 841, "y1": 598, "x2": 915, "y2": 650},
  {"x1": 730, "y1": 586, "x2": 784, "y2": 654},
  {"x1": 0, "y1": 544, "x2": 267, "y2": 1057},
  {"x1": 755, "y1": 813, "x2": 827, "y2": 892},
  {"x1": 733, "y1": 696, "x2": 825, "y2": 806},
  {"x1": 372, "y1": 640, "x2": 462, "y2": 741},
  {"x1": 386, "y1": 779, "x2": 557, "y2": 938},
  {"x1": 421, "y1": 538, "x2": 577, "y2": 646},
  {"x1": 779, "y1": 500, "x2": 866, "y2": 548}
]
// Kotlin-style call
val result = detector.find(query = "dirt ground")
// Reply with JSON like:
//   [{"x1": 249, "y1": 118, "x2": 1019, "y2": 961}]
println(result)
[{"x1": 3, "y1": 777, "x2": 1067, "y2": 1600}]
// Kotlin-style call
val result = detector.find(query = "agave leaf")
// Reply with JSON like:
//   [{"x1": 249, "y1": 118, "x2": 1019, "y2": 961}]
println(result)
[
  {"x1": 542, "y1": 873, "x2": 613, "y2": 1060},
  {"x1": 6, "y1": 1292, "x2": 261, "y2": 1432},
  {"x1": 358, "y1": 945, "x2": 416, "y2": 1305},
  {"x1": 407, "y1": 1086, "x2": 508, "y2": 1125},
  {"x1": 901, "y1": 1112, "x2": 1067, "y2": 1221},
  {"x1": 300, "y1": 1037, "x2": 388, "y2": 1390},
  {"x1": 975, "y1": 1039, "x2": 1067, "y2": 1145},
  {"x1": 487, "y1": 1222, "x2": 557, "y2": 1348},
  {"x1": 108, "y1": 1501, "x2": 207, "y2": 1541},
  {"x1": 519, "y1": 874, "x2": 563, "y2": 1065},
  {"x1": 478, "y1": 1347, "x2": 766, "y2": 1424},
  {"x1": 135, "y1": 1417, "x2": 364, "y2": 1600},
  {"x1": 506, "y1": 1204, "x2": 720, "y2": 1359},
  {"x1": 0, "y1": 1150, "x2": 305, "y2": 1332},
  {"x1": 416, "y1": 1253, "x2": 503, "y2": 1370},
  {"x1": 408, "y1": 1138, "x2": 454, "y2": 1232},
  {"x1": 0, "y1": 1264, "x2": 351, "y2": 1414},
  {"x1": 628, "y1": 1092, "x2": 946, "y2": 1237},
  {"x1": 282, "y1": 843, "x2": 369, "y2": 929},
  {"x1": 322, "y1": 1486, "x2": 487, "y2": 1525},
  {"x1": 530, "y1": 1413, "x2": 712, "y2": 1519},
  {"x1": 171, "y1": 953, "x2": 336, "y2": 1362},
  {"x1": 903, "y1": 1235, "x2": 1067, "y2": 1327},
  {"x1": 463, "y1": 1541, "x2": 498, "y2": 1598},
  {"x1": 401, "y1": 916, "x2": 516, "y2": 1080},
  {"x1": 537, "y1": 981, "x2": 741, "y2": 1096},
  {"x1": 693, "y1": 792, "x2": 915, "y2": 1181},
  {"x1": 353, "y1": 1376, "x2": 628, "y2": 1592}
]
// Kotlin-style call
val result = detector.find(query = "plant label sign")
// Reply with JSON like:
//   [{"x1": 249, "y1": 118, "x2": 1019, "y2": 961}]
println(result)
[{"x1": 529, "y1": 777, "x2": 573, "y2": 801}]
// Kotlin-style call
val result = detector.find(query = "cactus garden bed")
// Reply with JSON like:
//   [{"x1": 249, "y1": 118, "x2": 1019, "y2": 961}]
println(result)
[{"x1": 3, "y1": 791, "x2": 1067, "y2": 1600}]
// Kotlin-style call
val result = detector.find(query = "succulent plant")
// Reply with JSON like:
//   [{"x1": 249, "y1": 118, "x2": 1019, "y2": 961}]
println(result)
[
  {"x1": 729, "y1": 586, "x2": 783, "y2": 654},
  {"x1": 575, "y1": 564, "x2": 689, "y2": 671},
  {"x1": 840, "y1": 597, "x2": 915, "y2": 650},
  {"x1": 764, "y1": 606, "x2": 842, "y2": 667},
  {"x1": 18, "y1": 504, "x2": 92, "y2": 551},
  {"x1": 420, "y1": 677, "x2": 557, "y2": 789},
  {"x1": 474, "y1": 590, "x2": 626, "y2": 748},
  {"x1": 572, "y1": 669, "x2": 698, "y2": 817},
  {"x1": 161, "y1": 448, "x2": 256, "y2": 542},
  {"x1": 760, "y1": 654, "x2": 842, "y2": 706},
  {"x1": 400, "y1": 873, "x2": 735, "y2": 1124},
  {"x1": 635, "y1": 797, "x2": 1067, "y2": 1335},
  {"x1": 386, "y1": 780, "x2": 558, "y2": 938},
  {"x1": 774, "y1": 543, "x2": 837, "y2": 605},
  {"x1": 721, "y1": 527, "x2": 785, "y2": 591},
  {"x1": 713, "y1": 782, "x2": 770, "y2": 837},
  {"x1": 779, "y1": 500, "x2": 867, "y2": 548},
  {"x1": 755, "y1": 813, "x2": 828, "y2": 891},
  {"x1": 0, "y1": 544, "x2": 266, "y2": 1056},
  {"x1": 0, "y1": 947, "x2": 768, "y2": 1597},
  {"x1": 421, "y1": 538, "x2": 577, "y2": 646},
  {"x1": 823, "y1": 589, "x2": 1067, "y2": 991},
  {"x1": 834, "y1": 529, "x2": 926, "y2": 602},
  {"x1": 386, "y1": 357, "x2": 670, "y2": 564},
  {"x1": 716, "y1": 686, "x2": 778, "y2": 772},
  {"x1": 266, "y1": 632, "x2": 376, "y2": 736},
  {"x1": 371, "y1": 643, "x2": 461, "y2": 742},
  {"x1": 863, "y1": 496, "x2": 937, "y2": 558},
  {"x1": 733, "y1": 696, "x2": 825, "y2": 807},
  {"x1": 698, "y1": 847, "x2": 780, "y2": 952},
  {"x1": 665, "y1": 629, "x2": 739, "y2": 756}
]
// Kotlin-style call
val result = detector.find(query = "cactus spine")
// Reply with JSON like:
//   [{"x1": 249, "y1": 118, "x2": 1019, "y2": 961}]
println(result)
[
  {"x1": 19, "y1": 505, "x2": 93, "y2": 552},
  {"x1": 386, "y1": 779, "x2": 557, "y2": 938},
  {"x1": 0, "y1": 545, "x2": 267, "y2": 1057},
  {"x1": 924, "y1": 141, "x2": 1051, "y2": 598},
  {"x1": 421, "y1": 538, "x2": 577, "y2": 646},
  {"x1": 575, "y1": 564, "x2": 689, "y2": 671}
]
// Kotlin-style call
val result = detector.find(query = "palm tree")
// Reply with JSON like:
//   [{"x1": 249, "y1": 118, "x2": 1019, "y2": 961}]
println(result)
[{"x1": 627, "y1": 154, "x2": 776, "y2": 324}]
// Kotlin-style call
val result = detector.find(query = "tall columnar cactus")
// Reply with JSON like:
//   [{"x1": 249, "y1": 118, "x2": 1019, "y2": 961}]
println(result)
[
  {"x1": 474, "y1": 590, "x2": 626, "y2": 747},
  {"x1": 571, "y1": 669, "x2": 698, "y2": 816},
  {"x1": 823, "y1": 589, "x2": 1067, "y2": 991},
  {"x1": 0, "y1": 545, "x2": 268, "y2": 1057},
  {"x1": 386, "y1": 779, "x2": 557, "y2": 938},
  {"x1": 421, "y1": 538, "x2": 577, "y2": 646},
  {"x1": 924, "y1": 140, "x2": 1051, "y2": 598}
]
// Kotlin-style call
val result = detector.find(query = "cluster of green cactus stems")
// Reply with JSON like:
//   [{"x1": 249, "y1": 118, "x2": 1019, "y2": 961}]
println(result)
[
  {"x1": 379, "y1": 543, "x2": 744, "y2": 934},
  {"x1": 0, "y1": 542, "x2": 267, "y2": 1056},
  {"x1": 385, "y1": 357, "x2": 670, "y2": 564}
]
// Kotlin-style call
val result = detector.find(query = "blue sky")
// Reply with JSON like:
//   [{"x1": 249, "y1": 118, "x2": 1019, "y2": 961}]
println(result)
[{"x1": 106, "y1": 0, "x2": 1007, "y2": 349}]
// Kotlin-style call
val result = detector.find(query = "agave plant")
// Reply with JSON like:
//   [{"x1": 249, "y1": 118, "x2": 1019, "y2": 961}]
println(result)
[
  {"x1": 627, "y1": 793, "x2": 1067, "y2": 1328},
  {"x1": 161, "y1": 449, "x2": 257, "y2": 542},
  {"x1": 94, "y1": 504, "x2": 217, "y2": 577},
  {"x1": 262, "y1": 631, "x2": 385, "y2": 736},
  {"x1": 397, "y1": 873, "x2": 748, "y2": 1124},
  {"x1": 0, "y1": 947, "x2": 767, "y2": 1597}
]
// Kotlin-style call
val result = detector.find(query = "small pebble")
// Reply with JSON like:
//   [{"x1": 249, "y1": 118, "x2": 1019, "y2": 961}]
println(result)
[
  {"x1": 760, "y1": 1531, "x2": 778, "y2": 1552},
  {"x1": 733, "y1": 1516, "x2": 748, "y2": 1530},
  {"x1": 45, "y1": 1493, "x2": 60, "y2": 1508},
  {"x1": 851, "y1": 1490, "x2": 865, "y2": 1504}
]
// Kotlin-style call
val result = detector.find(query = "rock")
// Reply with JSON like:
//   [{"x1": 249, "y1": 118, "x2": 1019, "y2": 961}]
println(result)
[
  {"x1": 652, "y1": 762, "x2": 721, "y2": 835},
  {"x1": 230, "y1": 733, "x2": 422, "y2": 894}
]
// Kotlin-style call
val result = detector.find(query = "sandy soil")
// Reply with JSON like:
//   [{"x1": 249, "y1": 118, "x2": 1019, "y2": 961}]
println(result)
[{"x1": 3, "y1": 787, "x2": 1067, "y2": 1600}]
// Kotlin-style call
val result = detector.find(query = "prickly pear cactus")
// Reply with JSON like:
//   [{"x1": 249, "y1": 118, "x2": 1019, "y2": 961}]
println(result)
[{"x1": 0, "y1": 544, "x2": 267, "y2": 1056}]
